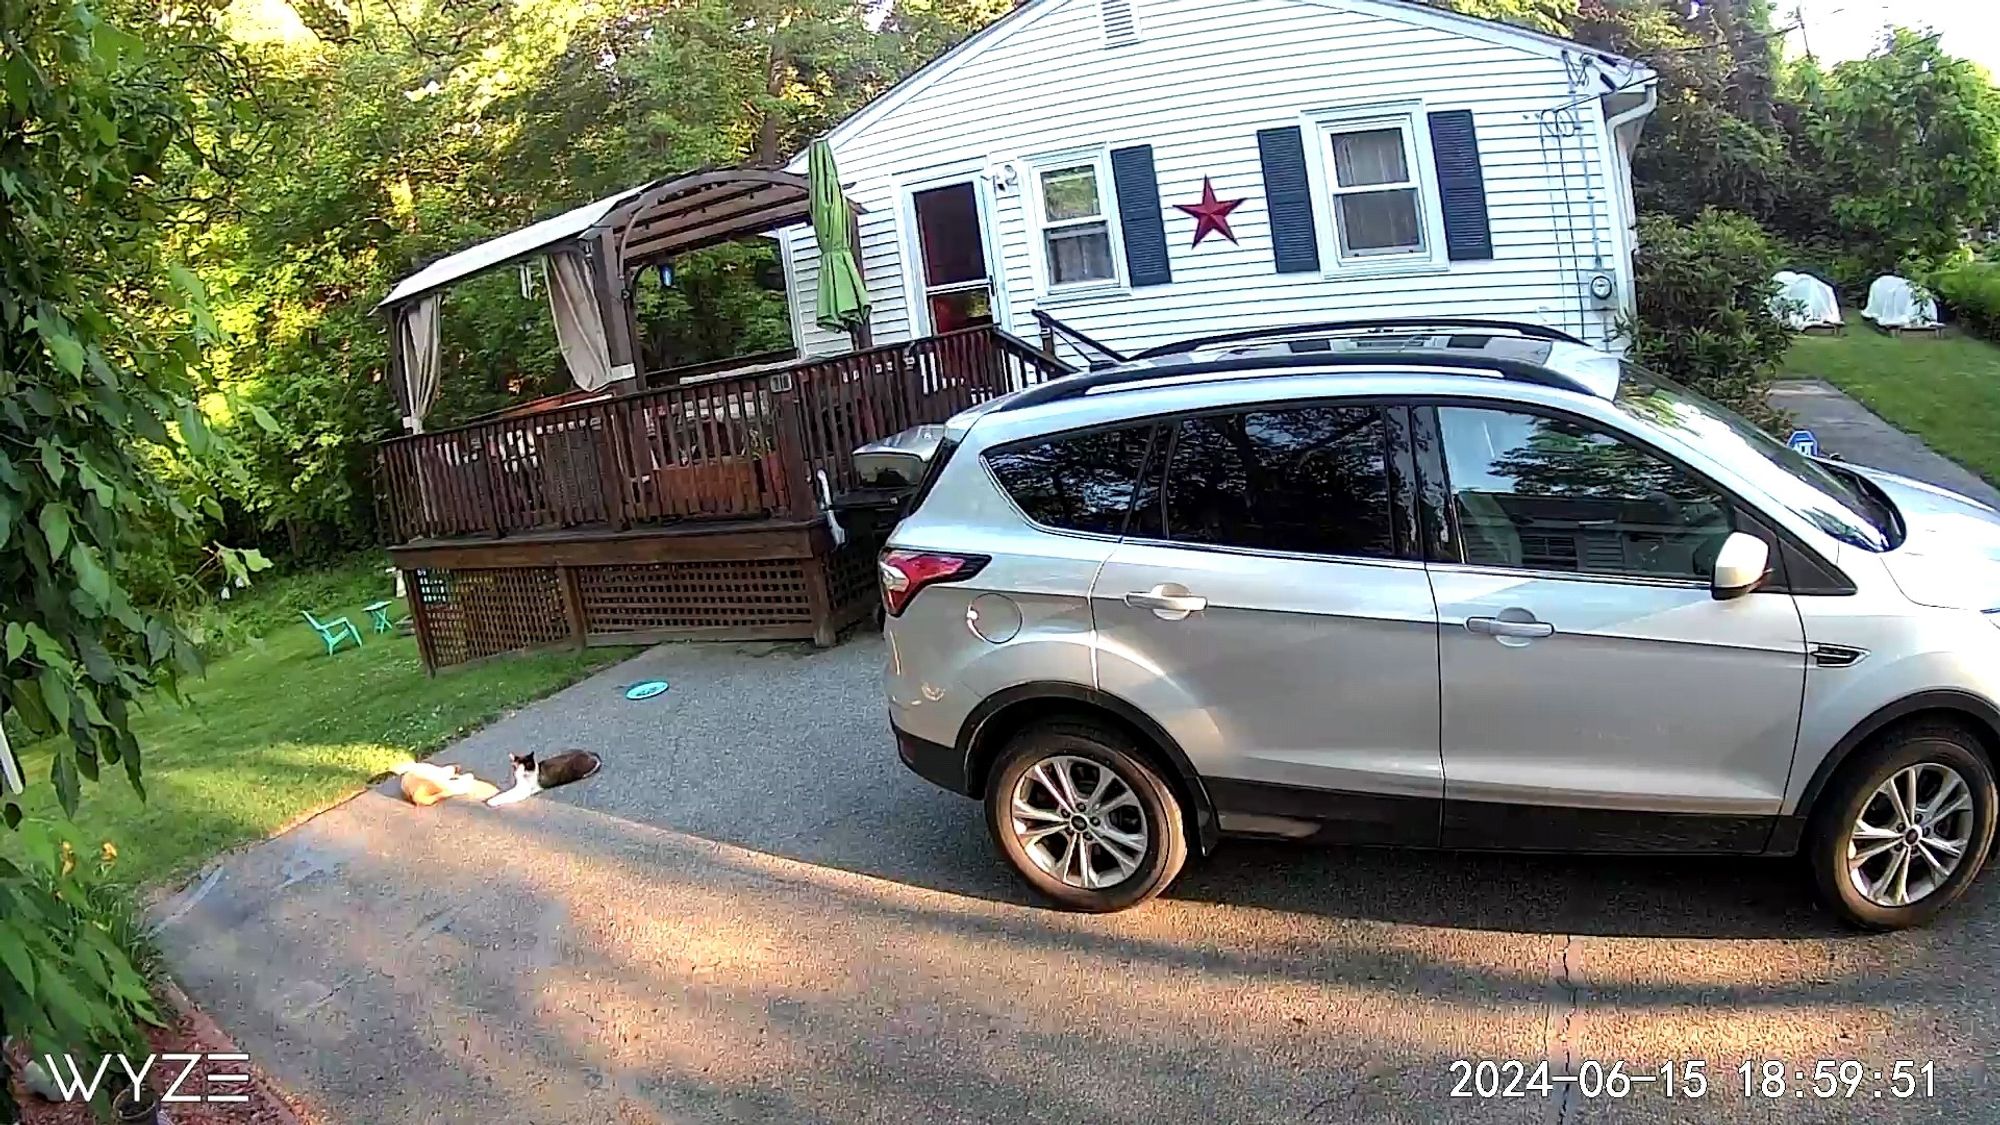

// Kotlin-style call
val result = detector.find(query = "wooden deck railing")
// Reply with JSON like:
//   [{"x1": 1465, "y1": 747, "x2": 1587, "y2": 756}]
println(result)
[{"x1": 376, "y1": 325, "x2": 1069, "y2": 543}]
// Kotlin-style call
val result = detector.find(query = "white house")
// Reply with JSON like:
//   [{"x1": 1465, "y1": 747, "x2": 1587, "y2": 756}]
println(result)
[{"x1": 779, "y1": 0, "x2": 1657, "y2": 364}]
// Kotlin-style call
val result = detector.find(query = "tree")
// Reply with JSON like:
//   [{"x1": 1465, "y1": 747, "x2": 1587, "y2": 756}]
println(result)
[
  {"x1": 1424, "y1": 0, "x2": 1576, "y2": 36},
  {"x1": 1, "y1": 0, "x2": 262, "y2": 1109},
  {"x1": 1796, "y1": 29, "x2": 2000, "y2": 279},
  {"x1": 193, "y1": 0, "x2": 983, "y2": 557},
  {"x1": 1570, "y1": 0, "x2": 1798, "y2": 224},
  {"x1": 877, "y1": 0, "x2": 1022, "y2": 68}
]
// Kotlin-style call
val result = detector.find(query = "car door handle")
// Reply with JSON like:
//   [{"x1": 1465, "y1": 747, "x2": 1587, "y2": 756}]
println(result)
[
  {"x1": 1465, "y1": 616, "x2": 1555, "y2": 639},
  {"x1": 1125, "y1": 586, "x2": 1207, "y2": 619}
]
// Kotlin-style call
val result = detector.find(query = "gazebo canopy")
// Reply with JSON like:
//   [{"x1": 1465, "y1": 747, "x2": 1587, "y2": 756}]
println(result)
[
  {"x1": 377, "y1": 169, "x2": 823, "y2": 313},
  {"x1": 378, "y1": 167, "x2": 855, "y2": 431},
  {"x1": 376, "y1": 185, "x2": 648, "y2": 311}
]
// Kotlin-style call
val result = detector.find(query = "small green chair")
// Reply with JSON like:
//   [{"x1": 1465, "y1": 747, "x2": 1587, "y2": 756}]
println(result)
[{"x1": 302, "y1": 610, "x2": 363, "y2": 656}]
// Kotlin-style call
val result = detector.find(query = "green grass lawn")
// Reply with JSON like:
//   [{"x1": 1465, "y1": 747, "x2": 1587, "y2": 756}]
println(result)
[
  {"x1": 1781, "y1": 330, "x2": 2000, "y2": 486},
  {"x1": 4, "y1": 557, "x2": 633, "y2": 887}
]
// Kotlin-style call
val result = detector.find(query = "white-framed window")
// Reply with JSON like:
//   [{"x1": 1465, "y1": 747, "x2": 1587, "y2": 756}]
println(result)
[
  {"x1": 1027, "y1": 150, "x2": 1124, "y2": 293},
  {"x1": 1307, "y1": 104, "x2": 1446, "y2": 272}
]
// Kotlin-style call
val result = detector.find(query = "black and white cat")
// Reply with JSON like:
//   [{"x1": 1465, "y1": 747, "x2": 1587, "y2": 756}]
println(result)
[{"x1": 486, "y1": 750, "x2": 602, "y2": 807}]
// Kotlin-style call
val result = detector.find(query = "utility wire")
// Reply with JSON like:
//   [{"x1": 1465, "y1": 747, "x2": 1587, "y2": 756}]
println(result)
[{"x1": 1646, "y1": 22, "x2": 1802, "y2": 56}]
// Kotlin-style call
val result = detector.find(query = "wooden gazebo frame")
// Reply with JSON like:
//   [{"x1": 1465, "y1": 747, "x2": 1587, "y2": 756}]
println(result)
[
  {"x1": 371, "y1": 168, "x2": 1068, "y2": 669},
  {"x1": 378, "y1": 167, "x2": 860, "y2": 427}
]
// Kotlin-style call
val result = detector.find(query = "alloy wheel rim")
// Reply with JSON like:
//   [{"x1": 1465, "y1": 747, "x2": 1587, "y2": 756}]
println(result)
[
  {"x1": 1848, "y1": 762, "x2": 1976, "y2": 908},
  {"x1": 1010, "y1": 755, "x2": 1150, "y2": 890}
]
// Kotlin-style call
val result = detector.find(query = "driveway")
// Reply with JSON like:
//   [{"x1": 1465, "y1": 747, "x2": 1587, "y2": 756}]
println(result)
[
  {"x1": 154, "y1": 385, "x2": 2000, "y2": 1124},
  {"x1": 1770, "y1": 378, "x2": 2000, "y2": 508}
]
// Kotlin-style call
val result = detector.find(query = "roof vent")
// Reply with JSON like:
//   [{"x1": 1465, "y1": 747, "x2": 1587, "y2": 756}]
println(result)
[{"x1": 1100, "y1": 0, "x2": 1139, "y2": 47}]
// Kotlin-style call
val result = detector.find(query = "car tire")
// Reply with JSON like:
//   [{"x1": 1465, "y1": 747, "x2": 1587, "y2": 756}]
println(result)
[
  {"x1": 984, "y1": 720, "x2": 1187, "y2": 912},
  {"x1": 1807, "y1": 721, "x2": 1998, "y2": 931}
]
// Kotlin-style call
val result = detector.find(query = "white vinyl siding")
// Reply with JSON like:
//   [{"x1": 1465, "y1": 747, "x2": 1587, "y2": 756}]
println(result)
[{"x1": 783, "y1": 0, "x2": 1631, "y2": 360}]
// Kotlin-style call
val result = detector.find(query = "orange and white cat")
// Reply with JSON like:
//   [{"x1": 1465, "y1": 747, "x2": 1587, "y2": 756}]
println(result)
[{"x1": 394, "y1": 762, "x2": 499, "y2": 807}]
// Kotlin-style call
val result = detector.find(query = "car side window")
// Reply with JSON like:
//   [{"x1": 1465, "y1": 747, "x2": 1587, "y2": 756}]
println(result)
[
  {"x1": 985, "y1": 425, "x2": 1154, "y2": 535},
  {"x1": 1436, "y1": 406, "x2": 1733, "y2": 580},
  {"x1": 1162, "y1": 405, "x2": 1394, "y2": 558}
]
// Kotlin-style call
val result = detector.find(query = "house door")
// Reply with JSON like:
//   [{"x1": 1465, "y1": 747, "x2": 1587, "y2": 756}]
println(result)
[
  {"x1": 910, "y1": 181, "x2": 998, "y2": 334},
  {"x1": 1423, "y1": 404, "x2": 1806, "y2": 850}
]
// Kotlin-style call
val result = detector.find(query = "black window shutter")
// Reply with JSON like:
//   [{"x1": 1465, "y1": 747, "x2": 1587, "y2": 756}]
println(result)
[
  {"x1": 1427, "y1": 110, "x2": 1493, "y2": 262},
  {"x1": 1256, "y1": 126, "x2": 1320, "y2": 274},
  {"x1": 1110, "y1": 145, "x2": 1172, "y2": 287}
]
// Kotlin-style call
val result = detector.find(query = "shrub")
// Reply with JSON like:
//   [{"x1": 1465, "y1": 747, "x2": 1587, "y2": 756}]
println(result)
[
  {"x1": 1932, "y1": 261, "x2": 2000, "y2": 342},
  {"x1": 1625, "y1": 209, "x2": 1797, "y2": 426},
  {"x1": 1, "y1": 821, "x2": 162, "y2": 1119}
]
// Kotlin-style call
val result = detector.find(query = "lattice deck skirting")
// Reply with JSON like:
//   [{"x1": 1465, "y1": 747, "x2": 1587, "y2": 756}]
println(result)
[{"x1": 392, "y1": 521, "x2": 881, "y2": 670}]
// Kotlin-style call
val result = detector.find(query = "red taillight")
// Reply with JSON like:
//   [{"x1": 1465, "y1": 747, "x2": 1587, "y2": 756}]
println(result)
[{"x1": 879, "y1": 550, "x2": 989, "y2": 616}]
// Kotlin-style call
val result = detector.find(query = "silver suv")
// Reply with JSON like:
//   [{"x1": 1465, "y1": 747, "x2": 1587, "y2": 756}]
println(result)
[{"x1": 871, "y1": 320, "x2": 2000, "y2": 929}]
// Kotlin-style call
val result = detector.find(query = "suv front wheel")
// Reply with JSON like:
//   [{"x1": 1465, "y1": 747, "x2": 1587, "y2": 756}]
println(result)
[
  {"x1": 1808, "y1": 722, "x2": 1998, "y2": 930},
  {"x1": 985, "y1": 721, "x2": 1188, "y2": 912}
]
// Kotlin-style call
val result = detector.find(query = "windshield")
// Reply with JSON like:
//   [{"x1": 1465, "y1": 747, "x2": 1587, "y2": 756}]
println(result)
[{"x1": 1613, "y1": 364, "x2": 1895, "y2": 551}]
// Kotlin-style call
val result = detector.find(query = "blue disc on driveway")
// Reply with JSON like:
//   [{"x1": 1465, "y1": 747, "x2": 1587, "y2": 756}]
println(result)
[{"x1": 625, "y1": 680, "x2": 669, "y2": 701}]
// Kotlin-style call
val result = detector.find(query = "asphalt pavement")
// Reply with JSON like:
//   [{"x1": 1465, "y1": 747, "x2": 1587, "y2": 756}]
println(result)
[
  {"x1": 151, "y1": 382, "x2": 2000, "y2": 1124},
  {"x1": 1769, "y1": 378, "x2": 2000, "y2": 508}
]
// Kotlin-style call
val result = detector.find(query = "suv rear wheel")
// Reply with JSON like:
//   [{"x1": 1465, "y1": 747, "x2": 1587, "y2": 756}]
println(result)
[
  {"x1": 1807, "y1": 721, "x2": 1998, "y2": 930},
  {"x1": 985, "y1": 721, "x2": 1187, "y2": 912}
]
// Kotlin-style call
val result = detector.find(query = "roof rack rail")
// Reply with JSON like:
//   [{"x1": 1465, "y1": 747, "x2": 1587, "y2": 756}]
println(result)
[
  {"x1": 993, "y1": 350, "x2": 1592, "y2": 415},
  {"x1": 1132, "y1": 318, "x2": 1587, "y2": 359}
]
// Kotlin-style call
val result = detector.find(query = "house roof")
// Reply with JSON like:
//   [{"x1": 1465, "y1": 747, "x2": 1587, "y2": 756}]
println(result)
[{"x1": 790, "y1": 0, "x2": 1655, "y2": 169}]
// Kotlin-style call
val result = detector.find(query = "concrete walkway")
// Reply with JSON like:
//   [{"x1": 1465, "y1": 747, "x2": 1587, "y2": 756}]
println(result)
[
  {"x1": 1770, "y1": 378, "x2": 2000, "y2": 507},
  {"x1": 153, "y1": 387, "x2": 2000, "y2": 1124}
]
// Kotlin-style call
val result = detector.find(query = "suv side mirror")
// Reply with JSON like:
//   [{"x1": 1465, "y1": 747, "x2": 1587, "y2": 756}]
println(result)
[{"x1": 1711, "y1": 532, "x2": 1771, "y2": 600}]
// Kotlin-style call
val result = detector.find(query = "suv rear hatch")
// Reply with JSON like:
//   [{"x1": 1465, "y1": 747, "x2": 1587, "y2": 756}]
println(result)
[
  {"x1": 830, "y1": 378, "x2": 1072, "y2": 536},
  {"x1": 831, "y1": 424, "x2": 960, "y2": 540}
]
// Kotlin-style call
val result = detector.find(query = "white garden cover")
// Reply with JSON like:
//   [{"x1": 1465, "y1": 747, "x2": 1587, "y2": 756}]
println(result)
[
  {"x1": 1770, "y1": 271, "x2": 1842, "y2": 329},
  {"x1": 1862, "y1": 275, "x2": 1939, "y2": 328}
]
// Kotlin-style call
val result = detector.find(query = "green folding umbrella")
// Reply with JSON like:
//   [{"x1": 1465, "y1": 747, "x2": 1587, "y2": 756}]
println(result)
[{"x1": 809, "y1": 139, "x2": 870, "y2": 337}]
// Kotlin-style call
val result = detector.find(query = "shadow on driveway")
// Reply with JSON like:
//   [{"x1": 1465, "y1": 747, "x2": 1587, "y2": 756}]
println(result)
[
  {"x1": 419, "y1": 635, "x2": 1864, "y2": 942},
  {"x1": 1166, "y1": 841, "x2": 1847, "y2": 940},
  {"x1": 150, "y1": 637, "x2": 2000, "y2": 1123}
]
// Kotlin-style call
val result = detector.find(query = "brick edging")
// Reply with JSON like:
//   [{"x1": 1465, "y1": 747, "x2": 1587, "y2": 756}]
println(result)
[{"x1": 157, "y1": 978, "x2": 314, "y2": 1125}]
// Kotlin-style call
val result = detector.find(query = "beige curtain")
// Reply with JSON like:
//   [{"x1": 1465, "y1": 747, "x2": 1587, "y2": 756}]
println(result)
[
  {"x1": 547, "y1": 249, "x2": 616, "y2": 391},
  {"x1": 399, "y1": 294, "x2": 441, "y2": 432}
]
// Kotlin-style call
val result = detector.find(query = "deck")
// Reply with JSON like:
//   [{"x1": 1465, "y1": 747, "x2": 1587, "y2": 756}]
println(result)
[{"x1": 378, "y1": 326, "x2": 1068, "y2": 667}]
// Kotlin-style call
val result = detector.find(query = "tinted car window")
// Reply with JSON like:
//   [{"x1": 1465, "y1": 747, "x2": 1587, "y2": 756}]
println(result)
[
  {"x1": 1437, "y1": 406, "x2": 1732, "y2": 580},
  {"x1": 1163, "y1": 405, "x2": 1394, "y2": 558},
  {"x1": 986, "y1": 425, "x2": 1154, "y2": 535},
  {"x1": 1613, "y1": 367, "x2": 1893, "y2": 550}
]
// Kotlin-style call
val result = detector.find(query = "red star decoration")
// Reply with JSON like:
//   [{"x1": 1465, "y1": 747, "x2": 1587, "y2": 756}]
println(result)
[{"x1": 1174, "y1": 177, "x2": 1245, "y2": 246}]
